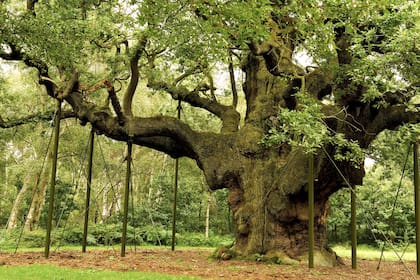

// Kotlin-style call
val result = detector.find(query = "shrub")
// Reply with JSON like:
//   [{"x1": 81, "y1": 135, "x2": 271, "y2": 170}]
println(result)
[
  {"x1": 21, "y1": 230, "x2": 47, "y2": 247},
  {"x1": 90, "y1": 224, "x2": 122, "y2": 245},
  {"x1": 55, "y1": 227, "x2": 97, "y2": 246},
  {"x1": 138, "y1": 225, "x2": 171, "y2": 246},
  {"x1": 177, "y1": 232, "x2": 233, "y2": 247}
]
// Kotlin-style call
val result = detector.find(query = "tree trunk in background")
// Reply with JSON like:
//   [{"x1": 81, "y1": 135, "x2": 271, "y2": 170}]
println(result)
[
  {"x1": 6, "y1": 172, "x2": 34, "y2": 230},
  {"x1": 0, "y1": 142, "x2": 5, "y2": 188},
  {"x1": 100, "y1": 185, "x2": 110, "y2": 223},
  {"x1": 23, "y1": 158, "x2": 51, "y2": 231},
  {"x1": 205, "y1": 193, "x2": 211, "y2": 239}
]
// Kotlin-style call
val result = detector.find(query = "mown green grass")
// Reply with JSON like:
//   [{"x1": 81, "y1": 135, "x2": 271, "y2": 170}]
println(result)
[
  {"x1": 332, "y1": 244, "x2": 417, "y2": 262},
  {"x1": 0, "y1": 264, "x2": 200, "y2": 280},
  {"x1": 1, "y1": 244, "x2": 215, "y2": 253}
]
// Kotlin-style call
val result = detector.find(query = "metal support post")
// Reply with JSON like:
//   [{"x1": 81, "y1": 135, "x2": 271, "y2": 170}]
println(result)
[
  {"x1": 414, "y1": 140, "x2": 419, "y2": 275},
  {"x1": 121, "y1": 139, "x2": 132, "y2": 257},
  {"x1": 308, "y1": 153, "x2": 314, "y2": 268},
  {"x1": 351, "y1": 185, "x2": 357, "y2": 269},
  {"x1": 82, "y1": 128, "x2": 95, "y2": 252},
  {"x1": 171, "y1": 100, "x2": 181, "y2": 251}
]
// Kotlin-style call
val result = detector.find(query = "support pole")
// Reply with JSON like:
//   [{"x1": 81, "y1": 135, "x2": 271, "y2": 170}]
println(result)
[
  {"x1": 351, "y1": 185, "x2": 357, "y2": 269},
  {"x1": 308, "y1": 152, "x2": 314, "y2": 268},
  {"x1": 171, "y1": 157, "x2": 179, "y2": 251},
  {"x1": 171, "y1": 100, "x2": 181, "y2": 251},
  {"x1": 121, "y1": 139, "x2": 132, "y2": 257},
  {"x1": 82, "y1": 128, "x2": 95, "y2": 253},
  {"x1": 414, "y1": 139, "x2": 419, "y2": 275},
  {"x1": 44, "y1": 100, "x2": 61, "y2": 258}
]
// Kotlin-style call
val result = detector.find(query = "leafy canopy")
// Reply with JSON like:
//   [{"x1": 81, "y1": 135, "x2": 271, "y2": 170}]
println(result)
[
  {"x1": 1, "y1": 0, "x2": 272, "y2": 77},
  {"x1": 0, "y1": 0, "x2": 418, "y2": 159}
]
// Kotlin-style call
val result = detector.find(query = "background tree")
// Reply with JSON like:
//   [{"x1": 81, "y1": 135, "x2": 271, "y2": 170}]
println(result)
[
  {"x1": 328, "y1": 127, "x2": 417, "y2": 245},
  {"x1": 0, "y1": 0, "x2": 419, "y2": 264}
]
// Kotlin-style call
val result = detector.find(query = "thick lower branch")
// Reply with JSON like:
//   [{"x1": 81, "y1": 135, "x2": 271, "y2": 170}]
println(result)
[
  {"x1": 367, "y1": 105, "x2": 420, "y2": 136},
  {"x1": 64, "y1": 91, "x2": 202, "y2": 159}
]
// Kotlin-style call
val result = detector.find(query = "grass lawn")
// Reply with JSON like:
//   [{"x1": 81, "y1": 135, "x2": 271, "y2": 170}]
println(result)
[
  {"x1": 332, "y1": 244, "x2": 417, "y2": 262},
  {"x1": 0, "y1": 264, "x2": 199, "y2": 280},
  {"x1": 1, "y1": 243, "x2": 217, "y2": 253}
]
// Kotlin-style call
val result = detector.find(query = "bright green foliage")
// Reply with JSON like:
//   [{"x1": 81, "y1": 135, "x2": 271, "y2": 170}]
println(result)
[
  {"x1": 40, "y1": 180, "x2": 77, "y2": 228},
  {"x1": 282, "y1": 0, "x2": 419, "y2": 90},
  {"x1": 262, "y1": 94, "x2": 364, "y2": 164},
  {"x1": 1, "y1": 0, "x2": 272, "y2": 84},
  {"x1": 369, "y1": 124, "x2": 420, "y2": 168},
  {"x1": 329, "y1": 165, "x2": 415, "y2": 245},
  {"x1": 261, "y1": 0, "x2": 418, "y2": 160},
  {"x1": 262, "y1": 95, "x2": 330, "y2": 152},
  {"x1": 0, "y1": 264, "x2": 199, "y2": 280}
]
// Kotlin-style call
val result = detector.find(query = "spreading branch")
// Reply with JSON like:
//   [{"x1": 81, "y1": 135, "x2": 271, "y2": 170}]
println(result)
[
  {"x1": 366, "y1": 104, "x2": 420, "y2": 136},
  {"x1": 122, "y1": 36, "x2": 147, "y2": 117},
  {"x1": 63, "y1": 90, "x2": 201, "y2": 159},
  {"x1": 0, "y1": 110, "x2": 76, "y2": 129},
  {"x1": 148, "y1": 79, "x2": 240, "y2": 133},
  {"x1": 56, "y1": 71, "x2": 79, "y2": 100},
  {"x1": 174, "y1": 66, "x2": 201, "y2": 84}
]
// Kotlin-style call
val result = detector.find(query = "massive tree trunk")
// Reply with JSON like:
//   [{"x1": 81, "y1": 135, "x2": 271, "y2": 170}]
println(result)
[
  {"x1": 228, "y1": 161, "x2": 331, "y2": 263},
  {"x1": 195, "y1": 131, "x2": 354, "y2": 265},
  {"x1": 188, "y1": 52, "x2": 366, "y2": 264}
]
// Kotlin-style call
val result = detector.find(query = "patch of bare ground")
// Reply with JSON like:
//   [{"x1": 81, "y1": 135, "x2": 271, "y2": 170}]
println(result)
[{"x1": 0, "y1": 248, "x2": 419, "y2": 279}]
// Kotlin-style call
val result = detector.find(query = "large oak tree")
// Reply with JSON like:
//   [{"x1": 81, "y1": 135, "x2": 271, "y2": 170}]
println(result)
[{"x1": 1, "y1": 0, "x2": 419, "y2": 264}]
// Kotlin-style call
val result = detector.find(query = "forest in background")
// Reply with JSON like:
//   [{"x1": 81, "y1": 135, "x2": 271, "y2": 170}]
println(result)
[
  {"x1": 0, "y1": 61, "x2": 235, "y2": 248},
  {"x1": 0, "y1": 61, "x2": 418, "y2": 250}
]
